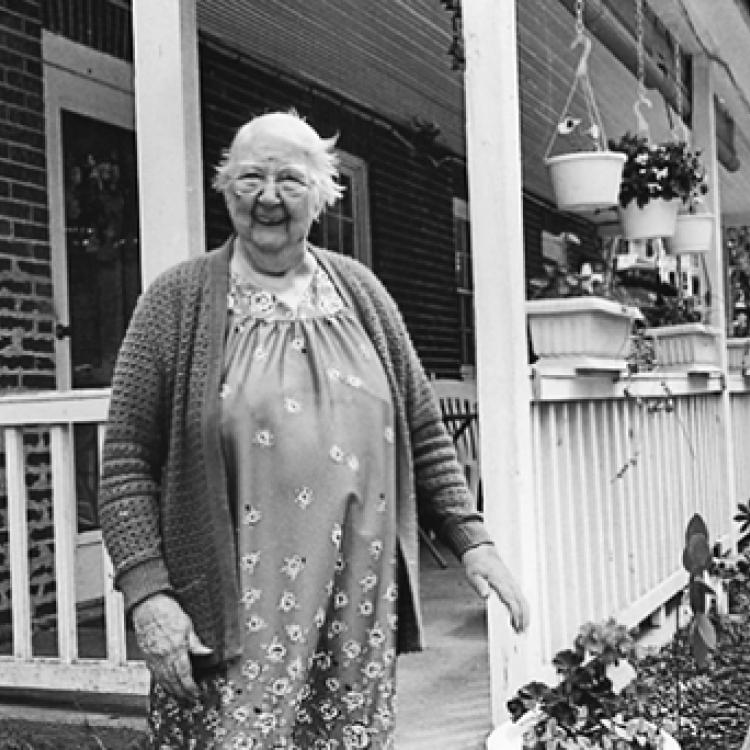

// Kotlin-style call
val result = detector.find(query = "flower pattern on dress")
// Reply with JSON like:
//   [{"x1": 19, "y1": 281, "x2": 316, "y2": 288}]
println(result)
[{"x1": 150, "y1": 262, "x2": 399, "y2": 749}]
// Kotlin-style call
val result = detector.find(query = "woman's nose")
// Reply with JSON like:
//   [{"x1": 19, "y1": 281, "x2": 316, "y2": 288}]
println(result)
[{"x1": 257, "y1": 177, "x2": 281, "y2": 203}]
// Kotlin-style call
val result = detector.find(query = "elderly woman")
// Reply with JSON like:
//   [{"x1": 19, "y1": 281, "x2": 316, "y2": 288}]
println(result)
[{"x1": 100, "y1": 111, "x2": 528, "y2": 749}]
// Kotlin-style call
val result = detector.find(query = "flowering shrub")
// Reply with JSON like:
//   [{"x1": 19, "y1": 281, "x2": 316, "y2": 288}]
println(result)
[
  {"x1": 506, "y1": 619, "x2": 670, "y2": 749},
  {"x1": 609, "y1": 133, "x2": 708, "y2": 211}
]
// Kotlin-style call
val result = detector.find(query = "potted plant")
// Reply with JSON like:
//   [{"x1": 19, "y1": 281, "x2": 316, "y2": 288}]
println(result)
[
  {"x1": 545, "y1": 120, "x2": 626, "y2": 213},
  {"x1": 636, "y1": 295, "x2": 721, "y2": 371},
  {"x1": 609, "y1": 133, "x2": 708, "y2": 241},
  {"x1": 487, "y1": 619, "x2": 680, "y2": 749},
  {"x1": 527, "y1": 257, "x2": 642, "y2": 372}
]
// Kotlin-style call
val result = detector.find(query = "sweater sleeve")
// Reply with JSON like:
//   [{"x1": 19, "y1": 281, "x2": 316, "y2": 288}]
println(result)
[
  {"x1": 345, "y1": 257, "x2": 493, "y2": 558},
  {"x1": 98, "y1": 275, "x2": 174, "y2": 611}
]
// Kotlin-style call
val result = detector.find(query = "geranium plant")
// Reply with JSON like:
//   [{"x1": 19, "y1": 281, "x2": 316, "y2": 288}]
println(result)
[
  {"x1": 506, "y1": 619, "x2": 672, "y2": 749},
  {"x1": 608, "y1": 133, "x2": 708, "y2": 212}
]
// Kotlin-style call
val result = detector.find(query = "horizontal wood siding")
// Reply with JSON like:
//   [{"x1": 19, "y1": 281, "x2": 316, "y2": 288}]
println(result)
[{"x1": 199, "y1": 42, "x2": 464, "y2": 377}]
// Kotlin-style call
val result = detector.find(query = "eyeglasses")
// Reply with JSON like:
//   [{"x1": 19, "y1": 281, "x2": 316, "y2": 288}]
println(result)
[{"x1": 233, "y1": 170, "x2": 310, "y2": 199}]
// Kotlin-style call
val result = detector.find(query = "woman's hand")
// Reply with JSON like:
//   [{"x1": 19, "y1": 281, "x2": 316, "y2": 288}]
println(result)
[
  {"x1": 461, "y1": 545, "x2": 530, "y2": 633},
  {"x1": 132, "y1": 592, "x2": 213, "y2": 701}
]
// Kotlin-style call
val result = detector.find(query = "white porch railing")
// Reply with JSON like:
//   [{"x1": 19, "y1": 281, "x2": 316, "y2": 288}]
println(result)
[
  {"x1": 0, "y1": 375, "x2": 746, "y2": 698},
  {"x1": 0, "y1": 389, "x2": 149, "y2": 695},
  {"x1": 527, "y1": 371, "x2": 736, "y2": 669}
]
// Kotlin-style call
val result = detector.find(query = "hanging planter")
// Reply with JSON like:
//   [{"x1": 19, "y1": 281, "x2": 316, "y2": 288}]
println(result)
[
  {"x1": 545, "y1": 151, "x2": 626, "y2": 212},
  {"x1": 619, "y1": 197, "x2": 680, "y2": 240},
  {"x1": 669, "y1": 212, "x2": 714, "y2": 254},
  {"x1": 543, "y1": 16, "x2": 623, "y2": 214}
]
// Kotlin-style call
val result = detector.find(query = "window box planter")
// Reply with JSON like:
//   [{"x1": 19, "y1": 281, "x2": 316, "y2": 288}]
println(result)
[
  {"x1": 727, "y1": 337, "x2": 750, "y2": 373},
  {"x1": 643, "y1": 323, "x2": 721, "y2": 370},
  {"x1": 527, "y1": 297, "x2": 641, "y2": 372},
  {"x1": 545, "y1": 151, "x2": 626, "y2": 212}
]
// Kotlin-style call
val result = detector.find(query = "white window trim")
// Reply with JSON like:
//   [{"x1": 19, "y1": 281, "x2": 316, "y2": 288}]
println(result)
[{"x1": 336, "y1": 150, "x2": 372, "y2": 267}]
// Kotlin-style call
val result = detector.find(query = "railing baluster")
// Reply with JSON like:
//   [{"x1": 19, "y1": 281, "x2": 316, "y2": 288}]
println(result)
[
  {"x1": 6, "y1": 427, "x2": 32, "y2": 660},
  {"x1": 98, "y1": 424, "x2": 128, "y2": 665},
  {"x1": 50, "y1": 424, "x2": 77, "y2": 663}
]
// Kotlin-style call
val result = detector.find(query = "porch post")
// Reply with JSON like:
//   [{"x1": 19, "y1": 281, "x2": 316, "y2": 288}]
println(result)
[
  {"x1": 462, "y1": 0, "x2": 542, "y2": 726},
  {"x1": 691, "y1": 55, "x2": 737, "y2": 550},
  {"x1": 131, "y1": 0, "x2": 205, "y2": 286}
]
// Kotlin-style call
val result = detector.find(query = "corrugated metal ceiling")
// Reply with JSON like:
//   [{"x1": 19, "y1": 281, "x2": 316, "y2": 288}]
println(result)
[{"x1": 197, "y1": 0, "x2": 466, "y2": 154}]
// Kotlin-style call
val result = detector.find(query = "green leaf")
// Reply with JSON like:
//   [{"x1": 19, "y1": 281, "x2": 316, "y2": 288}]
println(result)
[
  {"x1": 683, "y1": 533, "x2": 712, "y2": 574},
  {"x1": 685, "y1": 514, "x2": 709, "y2": 546},
  {"x1": 694, "y1": 612, "x2": 717, "y2": 650}
]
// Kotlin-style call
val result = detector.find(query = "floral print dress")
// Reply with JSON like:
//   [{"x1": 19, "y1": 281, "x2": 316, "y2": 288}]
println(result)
[{"x1": 149, "y1": 263, "x2": 399, "y2": 749}]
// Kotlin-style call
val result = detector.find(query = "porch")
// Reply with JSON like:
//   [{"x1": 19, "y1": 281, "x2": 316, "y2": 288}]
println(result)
[{"x1": 0, "y1": 367, "x2": 747, "y2": 733}]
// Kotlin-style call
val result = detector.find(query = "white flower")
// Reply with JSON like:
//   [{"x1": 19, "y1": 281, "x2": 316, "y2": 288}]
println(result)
[
  {"x1": 368, "y1": 623, "x2": 386, "y2": 648},
  {"x1": 284, "y1": 397, "x2": 301, "y2": 414},
  {"x1": 281, "y1": 554, "x2": 305, "y2": 580},
  {"x1": 313, "y1": 607, "x2": 326, "y2": 628},
  {"x1": 369, "y1": 540, "x2": 383, "y2": 560},
  {"x1": 287, "y1": 656, "x2": 304, "y2": 680},
  {"x1": 232, "y1": 706, "x2": 251, "y2": 724},
  {"x1": 343, "y1": 640, "x2": 362, "y2": 660},
  {"x1": 362, "y1": 660, "x2": 383, "y2": 680},
  {"x1": 346, "y1": 374, "x2": 362, "y2": 388},
  {"x1": 329, "y1": 445, "x2": 345, "y2": 463},
  {"x1": 265, "y1": 637, "x2": 286, "y2": 662},
  {"x1": 291, "y1": 336, "x2": 306, "y2": 352},
  {"x1": 241, "y1": 551, "x2": 261, "y2": 573},
  {"x1": 329, "y1": 619, "x2": 347, "y2": 638},
  {"x1": 242, "y1": 506, "x2": 262, "y2": 525},
  {"x1": 278, "y1": 591, "x2": 299, "y2": 613},
  {"x1": 241, "y1": 659, "x2": 261, "y2": 680},
  {"x1": 358, "y1": 600, "x2": 374, "y2": 617},
  {"x1": 254, "y1": 711, "x2": 277, "y2": 735},
  {"x1": 240, "y1": 588, "x2": 261, "y2": 609},
  {"x1": 253, "y1": 429, "x2": 274, "y2": 447},
  {"x1": 346, "y1": 454, "x2": 360, "y2": 472},
  {"x1": 360, "y1": 573, "x2": 377, "y2": 592},
  {"x1": 271, "y1": 677, "x2": 292, "y2": 696},
  {"x1": 325, "y1": 677, "x2": 340, "y2": 693},
  {"x1": 246, "y1": 615, "x2": 266, "y2": 633},
  {"x1": 334, "y1": 590, "x2": 349, "y2": 609},
  {"x1": 331, "y1": 523, "x2": 343, "y2": 548},
  {"x1": 384, "y1": 426, "x2": 394, "y2": 443},
  {"x1": 294, "y1": 486, "x2": 314, "y2": 509},
  {"x1": 327, "y1": 367, "x2": 342, "y2": 381},
  {"x1": 384, "y1": 582, "x2": 398, "y2": 602}
]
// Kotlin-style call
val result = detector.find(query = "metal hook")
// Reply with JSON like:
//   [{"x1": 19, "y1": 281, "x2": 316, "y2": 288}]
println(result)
[
  {"x1": 571, "y1": 33, "x2": 592, "y2": 78},
  {"x1": 633, "y1": 91, "x2": 653, "y2": 135}
]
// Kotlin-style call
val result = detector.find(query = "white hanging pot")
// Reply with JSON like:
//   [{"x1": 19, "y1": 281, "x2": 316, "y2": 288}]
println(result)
[
  {"x1": 545, "y1": 151, "x2": 626, "y2": 212},
  {"x1": 619, "y1": 198, "x2": 680, "y2": 240},
  {"x1": 669, "y1": 212, "x2": 714, "y2": 254}
]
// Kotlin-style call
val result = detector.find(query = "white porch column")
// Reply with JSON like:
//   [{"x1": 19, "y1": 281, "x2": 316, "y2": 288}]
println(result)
[
  {"x1": 462, "y1": 1, "x2": 542, "y2": 726},
  {"x1": 691, "y1": 55, "x2": 737, "y2": 550},
  {"x1": 132, "y1": 0, "x2": 205, "y2": 286}
]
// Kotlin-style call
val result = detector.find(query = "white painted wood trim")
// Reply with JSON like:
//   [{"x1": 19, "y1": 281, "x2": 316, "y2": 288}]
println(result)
[
  {"x1": 43, "y1": 32, "x2": 135, "y2": 390},
  {"x1": 50, "y1": 425, "x2": 77, "y2": 662},
  {"x1": 462, "y1": 0, "x2": 540, "y2": 724},
  {"x1": 132, "y1": 0, "x2": 206, "y2": 284},
  {"x1": 0, "y1": 389, "x2": 110, "y2": 424},
  {"x1": 6, "y1": 429, "x2": 32, "y2": 660},
  {"x1": 337, "y1": 151, "x2": 373, "y2": 267},
  {"x1": 0, "y1": 659, "x2": 149, "y2": 694}
]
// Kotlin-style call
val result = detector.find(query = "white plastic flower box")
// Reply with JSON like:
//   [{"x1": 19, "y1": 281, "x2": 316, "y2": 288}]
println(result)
[
  {"x1": 643, "y1": 323, "x2": 721, "y2": 371},
  {"x1": 527, "y1": 297, "x2": 641, "y2": 373},
  {"x1": 727, "y1": 337, "x2": 750, "y2": 373}
]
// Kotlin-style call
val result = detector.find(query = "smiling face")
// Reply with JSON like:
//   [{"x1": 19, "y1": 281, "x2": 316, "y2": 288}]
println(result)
[{"x1": 225, "y1": 120, "x2": 318, "y2": 271}]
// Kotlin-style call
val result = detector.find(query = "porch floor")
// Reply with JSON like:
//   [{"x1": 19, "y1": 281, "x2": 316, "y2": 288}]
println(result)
[{"x1": 0, "y1": 538, "x2": 492, "y2": 748}]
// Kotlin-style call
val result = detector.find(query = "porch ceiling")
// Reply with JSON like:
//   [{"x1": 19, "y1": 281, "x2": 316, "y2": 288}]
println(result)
[
  {"x1": 196, "y1": 0, "x2": 466, "y2": 154},
  {"x1": 648, "y1": 0, "x2": 750, "y2": 222}
]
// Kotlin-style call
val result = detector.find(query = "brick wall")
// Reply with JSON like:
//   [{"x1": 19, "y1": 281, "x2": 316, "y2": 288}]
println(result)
[
  {"x1": 0, "y1": 0, "x2": 56, "y2": 647},
  {"x1": 199, "y1": 42, "x2": 466, "y2": 378}
]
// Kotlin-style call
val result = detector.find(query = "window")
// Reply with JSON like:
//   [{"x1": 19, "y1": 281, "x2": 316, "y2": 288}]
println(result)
[
  {"x1": 453, "y1": 198, "x2": 475, "y2": 369},
  {"x1": 308, "y1": 151, "x2": 371, "y2": 265}
]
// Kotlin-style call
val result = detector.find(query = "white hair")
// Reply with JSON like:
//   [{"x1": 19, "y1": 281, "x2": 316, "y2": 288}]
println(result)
[{"x1": 213, "y1": 110, "x2": 344, "y2": 218}]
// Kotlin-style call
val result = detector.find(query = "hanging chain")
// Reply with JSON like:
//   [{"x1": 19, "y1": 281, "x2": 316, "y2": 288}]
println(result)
[
  {"x1": 636, "y1": 0, "x2": 645, "y2": 97},
  {"x1": 575, "y1": 0, "x2": 584, "y2": 37},
  {"x1": 674, "y1": 35, "x2": 682, "y2": 121}
]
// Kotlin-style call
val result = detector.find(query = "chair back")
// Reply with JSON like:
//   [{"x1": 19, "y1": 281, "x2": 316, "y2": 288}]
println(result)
[{"x1": 431, "y1": 378, "x2": 481, "y2": 501}]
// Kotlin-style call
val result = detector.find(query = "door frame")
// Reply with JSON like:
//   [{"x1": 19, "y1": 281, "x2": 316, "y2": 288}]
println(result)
[{"x1": 43, "y1": 31, "x2": 135, "y2": 391}]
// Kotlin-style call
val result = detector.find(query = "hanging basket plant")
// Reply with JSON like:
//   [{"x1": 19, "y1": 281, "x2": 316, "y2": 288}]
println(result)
[
  {"x1": 543, "y1": 21, "x2": 625, "y2": 214},
  {"x1": 609, "y1": 133, "x2": 709, "y2": 240}
]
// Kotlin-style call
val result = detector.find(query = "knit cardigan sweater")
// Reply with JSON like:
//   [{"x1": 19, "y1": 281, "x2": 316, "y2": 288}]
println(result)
[{"x1": 99, "y1": 238, "x2": 491, "y2": 661}]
